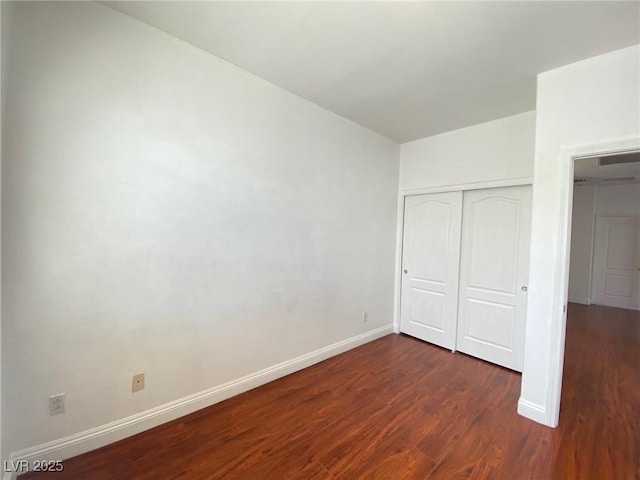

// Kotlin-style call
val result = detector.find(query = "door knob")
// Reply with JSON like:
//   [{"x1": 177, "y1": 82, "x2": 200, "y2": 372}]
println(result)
[
  {"x1": 521, "y1": 286, "x2": 528, "y2": 292},
  {"x1": 403, "y1": 269, "x2": 408, "y2": 274}
]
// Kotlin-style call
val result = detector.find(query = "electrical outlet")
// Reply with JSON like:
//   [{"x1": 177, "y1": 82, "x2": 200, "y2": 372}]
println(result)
[
  {"x1": 362, "y1": 312, "x2": 368, "y2": 323},
  {"x1": 49, "y1": 393, "x2": 65, "y2": 415},
  {"x1": 132, "y1": 373, "x2": 145, "y2": 393}
]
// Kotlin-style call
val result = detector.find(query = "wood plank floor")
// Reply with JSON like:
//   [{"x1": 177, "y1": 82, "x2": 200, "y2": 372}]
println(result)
[{"x1": 21, "y1": 304, "x2": 639, "y2": 479}]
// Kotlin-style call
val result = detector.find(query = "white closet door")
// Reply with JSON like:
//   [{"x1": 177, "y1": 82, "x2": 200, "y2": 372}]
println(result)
[
  {"x1": 400, "y1": 192, "x2": 463, "y2": 350},
  {"x1": 592, "y1": 216, "x2": 640, "y2": 310},
  {"x1": 456, "y1": 186, "x2": 532, "y2": 372}
]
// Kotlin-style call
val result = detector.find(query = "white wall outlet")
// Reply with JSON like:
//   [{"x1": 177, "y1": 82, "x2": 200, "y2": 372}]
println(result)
[
  {"x1": 362, "y1": 312, "x2": 368, "y2": 323},
  {"x1": 132, "y1": 373, "x2": 145, "y2": 393},
  {"x1": 49, "y1": 393, "x2": 65, "y2": 415}
]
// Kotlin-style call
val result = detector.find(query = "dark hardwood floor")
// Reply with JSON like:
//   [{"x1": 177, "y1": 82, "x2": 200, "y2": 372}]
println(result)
[{"x1": 21, "y1": 304, "x2": 639, "y2": 479}]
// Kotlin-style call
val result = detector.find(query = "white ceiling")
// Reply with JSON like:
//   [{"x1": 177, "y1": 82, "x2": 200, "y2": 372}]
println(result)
[
  {"x1": 103, "y1": 1, "x2": 640, "y2": 143},
  {"x1": 575, "y1": 153, "x2": 640, "y2": 186}
]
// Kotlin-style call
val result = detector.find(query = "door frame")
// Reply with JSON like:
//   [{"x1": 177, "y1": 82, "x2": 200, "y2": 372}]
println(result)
[
  {"x1": 546, "y1": 136, "x2": 640, "y2": 428},
  {"x1": 393, "y1": 177, "x2": 534, "y2": 334}
]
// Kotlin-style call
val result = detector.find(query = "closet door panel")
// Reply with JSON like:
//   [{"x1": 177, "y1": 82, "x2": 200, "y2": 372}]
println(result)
[
  {"x1": 456, "y1": 186, "x2": 532, "y2": 371},
  {"x1": 400, "y1": 192, "x2": 463, "y2": 350}
]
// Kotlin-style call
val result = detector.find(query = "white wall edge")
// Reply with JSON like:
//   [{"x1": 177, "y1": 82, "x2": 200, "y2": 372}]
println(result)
[
  {"x1": 567, "y1": 298, "x2": 590, "y2": 306},
  {"x1": 586, "y1": 189, "x2": 596, "y2": 301},
  {"x1": 400, "y1": 176, "x2": 533, "y2": 197},
  {"x1": 392, "y1": 191, "x2": 405, "y2": 334},
  {"x1": 517, "y1": 398, "x2": 548, "y2": 426},
  {"x1": 4, "y1": 325, "x2": 394, "y2": 477}
]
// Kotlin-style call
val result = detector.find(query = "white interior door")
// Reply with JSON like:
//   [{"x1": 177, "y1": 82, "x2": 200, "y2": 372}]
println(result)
[
  {"x1": 456, "y1": 186, "x2": 532, "y2": 372},
  {"x1": 592, "y1": 216, "x2": 640, "y2": 309},
  {"x1": 400, "y1": 192, "x2": 463, "y2": 350}
]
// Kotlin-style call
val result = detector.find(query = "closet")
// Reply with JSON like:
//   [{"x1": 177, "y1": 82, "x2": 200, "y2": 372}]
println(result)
[{"x1": 400, "y1": 185, "x2": 531, "y2": 372}]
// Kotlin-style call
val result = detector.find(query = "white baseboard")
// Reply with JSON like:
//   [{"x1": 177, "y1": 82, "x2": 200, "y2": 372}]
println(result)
[
  {"x1": 568, "y1": 297, "x2": 590, "y2": 306},
  {"x1": 517, "y1": 397, "x2": 548, "y2": 426},
  {"x1": 590, "y1": 301, "x2": 640, "y2": 311},
  {"x1": 4, "y1": 325, "x2": 394, "y2": 480}
]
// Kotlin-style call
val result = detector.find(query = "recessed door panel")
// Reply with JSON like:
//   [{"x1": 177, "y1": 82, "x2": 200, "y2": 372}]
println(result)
[
  {"x1": 409, "y1": 288, "x2": 446, "y2": 331},
  {"x1": 400, "y1": 192, "x2": 463, "y2": 349},
  {"x1": 456, "y1": 186, "x2": 532, "y2": 371},
  {"x1": 465, "y1": 299, "x2": 515, "y2": 350},
  {"x1": 413, "y1": 203, "x2": 450, "y2": 284},
  {"x1": 468, "y1": 198, "x2": 519, "y2": 294},
  {"x1": 604, "y1": 275, "x2": 632, "y2": 297}
]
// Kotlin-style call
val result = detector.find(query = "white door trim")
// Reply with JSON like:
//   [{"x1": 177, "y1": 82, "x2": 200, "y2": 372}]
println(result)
[
  {"x1": 393, "y1": 194, "x2": 405, "y2": 333},
  {"x1": 545, "y1": 136, "x2": 640, "y2": 428},
  {"x1": 401, "y1": 176, "x2": 533, "y2": 197}
]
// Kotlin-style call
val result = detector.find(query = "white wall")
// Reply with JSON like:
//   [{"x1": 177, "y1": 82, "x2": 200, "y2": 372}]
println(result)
[
  {"x1": 1, "y1": 2, "x2": 399, "y2": 458},
  {"x1": 568, "y1": 185, "x2": 595, "y2": 304},
  {"x1": 0, "y1": 0, "x2": 11, "y2": 466},
  {"x1": 399, "y1": 111, "x2": 535, "y2": 191},
  {"x1": 521, "y1": 45, "x2": 640, "y2": 424},
  {"x1": 595, "y1": 183, "x2": 640, "y2": 217}
]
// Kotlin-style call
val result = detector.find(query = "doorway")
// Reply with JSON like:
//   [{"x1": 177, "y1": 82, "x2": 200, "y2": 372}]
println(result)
[
  {"x1": 561, "y1": 150, "x2": 640, "y2": 427},
  {"x1": 568, "y1": 152, "x2": 640, "y2": 310}
]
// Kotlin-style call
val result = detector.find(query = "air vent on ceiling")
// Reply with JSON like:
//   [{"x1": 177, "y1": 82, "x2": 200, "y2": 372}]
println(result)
[{"x1": 598, "y1": 152, "x2": 640, "y2": 166}]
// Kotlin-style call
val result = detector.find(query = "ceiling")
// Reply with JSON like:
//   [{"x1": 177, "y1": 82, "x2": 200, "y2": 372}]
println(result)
[
  {"x1": 575, "y1": 152, "x2": 640, "y2": 186},
  {"x1": 103, "y1": 1, "x2": 640, "y2": 143}
]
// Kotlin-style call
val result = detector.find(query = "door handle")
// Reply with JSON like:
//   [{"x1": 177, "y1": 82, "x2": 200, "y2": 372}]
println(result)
[
  {"x1": 521, "y1": 286, "x2": 528, "y2": 292},
  {"x1": 403, "y1": 269, "x2": 408, "y2": 274}
]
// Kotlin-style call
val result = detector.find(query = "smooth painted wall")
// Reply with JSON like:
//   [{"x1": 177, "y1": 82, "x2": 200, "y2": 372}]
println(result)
[
  {"x1": 521, "y1": 45, "x2": 640, "y2": 419},
  {"x1": 568, "y1": 185, "x2": 595, "y2": 305},
  {"x1": 595, "y1": 183, "x2": 640, "y2": 217},
  {"x1": 399, "y1": 111, "x2": 535, "y2": 191},
  {"x1": 0, "y1": 0, "x2": 12, "y2": 464},
  {"x1": 1, "y1": 2, "x2": 399, "y2": 456}
]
